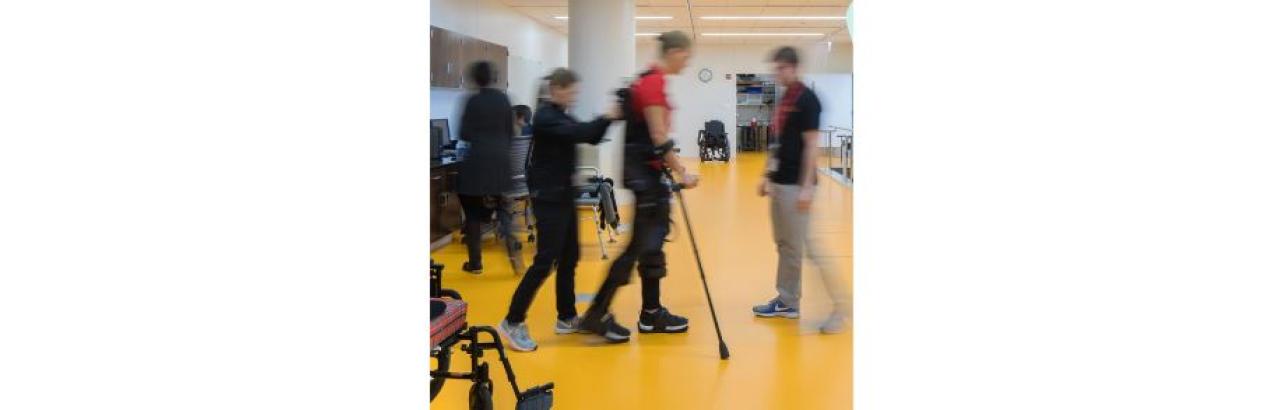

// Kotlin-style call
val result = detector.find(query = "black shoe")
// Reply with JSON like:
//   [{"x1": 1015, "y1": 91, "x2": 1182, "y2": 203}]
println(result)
[
  {"x1": 461, "y1": 261, "x2": 483, "y2": 274},
  {"x1": 638, "y1": 307, "x2": 689, "y2": 333},
  {"x1": 581, "y1": 312, "x2": 631, "y2": 343}
]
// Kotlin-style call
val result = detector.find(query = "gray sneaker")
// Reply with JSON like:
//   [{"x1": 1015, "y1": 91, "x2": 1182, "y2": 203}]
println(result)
[
  {"x1": 554, "y1": 316, "x2": 585, "y2": 334},
  {"x1": 498, "y1": 320, "x2": 538, "y2": 352},
  {"x1": 819, "y1": 313, "x2": 847, "y2": 335}
]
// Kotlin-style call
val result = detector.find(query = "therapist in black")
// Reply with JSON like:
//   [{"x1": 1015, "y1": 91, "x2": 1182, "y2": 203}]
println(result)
[
  {"x1": 456, "y1": 61, "x2": 518, "y2": 274},
  {"x1": 497, "y1": 68, "x2": 620, "y2": 352}
]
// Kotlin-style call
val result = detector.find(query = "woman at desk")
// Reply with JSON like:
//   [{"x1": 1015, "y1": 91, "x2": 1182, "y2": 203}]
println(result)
[{"x1": 455, "y1": 61, "x2": 519, "y2": 274}]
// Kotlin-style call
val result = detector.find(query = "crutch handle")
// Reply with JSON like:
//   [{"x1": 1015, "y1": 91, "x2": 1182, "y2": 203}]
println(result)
[{"x1": 661, "y1": 167, "x2": 690, "y2": 191}]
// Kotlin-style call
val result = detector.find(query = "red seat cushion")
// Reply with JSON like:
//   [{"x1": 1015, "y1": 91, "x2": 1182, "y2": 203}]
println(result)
[{"x1": 430, "y1": 298, "x2": 467, "y2": 349}]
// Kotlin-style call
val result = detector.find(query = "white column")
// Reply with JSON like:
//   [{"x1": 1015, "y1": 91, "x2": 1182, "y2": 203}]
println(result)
[
  {"x1": 569, "y1": 0, "x2": 635, "y2": 204},
  {"x1": 847, "y1": 3, "x2": 855, "y2": 64},
  {"x1": 848, "y1": 3, "x2": 855, "y2": 130}
]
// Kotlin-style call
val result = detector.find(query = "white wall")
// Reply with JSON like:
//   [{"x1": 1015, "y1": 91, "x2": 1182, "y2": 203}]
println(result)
[
  {"x1": 662, "y1": 62, "x2": 740, "y2": 156},
  {"x1": 806, "y1": 73, "x2": 854, "y2": 135},
  {"x1": 429, "y1": 0, "x2": 569, "y2": 138},
  {"x1": 635, "y1": 41, "x2": 854, "y2": 155}
]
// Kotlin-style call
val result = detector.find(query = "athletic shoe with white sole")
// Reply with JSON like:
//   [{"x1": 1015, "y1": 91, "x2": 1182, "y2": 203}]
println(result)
[
  {"x1": 819, "y1": 313, "x2": 847, "y2": 334},
  {"x1": 461, "y1": 261, "x2": 483, "y2": 275},
  {"x1": 498, "y1": 319, "x2": 537, "y2": 352},
  {"x1": 752, "y1": 297, "x2": 799, "y2": 318},
  {"x1": 580, "y1": 313, "x2": 631, "y2": 343},
  {"x1": 637, "y1": 307, "x2": 689, "y2": 333},
  {"x1": 554, "y1": 316, "x2": 587, "y2": 335}
]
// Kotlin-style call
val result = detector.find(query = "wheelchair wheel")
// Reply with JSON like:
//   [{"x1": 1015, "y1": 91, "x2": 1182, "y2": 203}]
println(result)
[
  {"x1": 430, "y1": 347, "x2": 451, "y2": 401},
  {"x1": 468, "y1": 381, "x2": 493, "y2": 410}
]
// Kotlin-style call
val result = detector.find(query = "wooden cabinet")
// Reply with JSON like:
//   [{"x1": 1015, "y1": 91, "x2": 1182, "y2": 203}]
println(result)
[
  {"x1": 430, "y1": 26, "x2": 508, "y2": 90},
  {"x1": 488, "y1": 42, "x2": 509, "y2": 89},
  {"x1": 429, "y1": 27, "x2": 442, "y2": 85},
  {"x1": 430, "y1": 27, "x2": 463, "y2": 88},
  {"x1": 429, "y1": 27, "x2": 452, "y2": 87},
  {"x1": 459, "y1": 36, "x2": 508, "y2": 89},
  {"x1": 460, "y1": 36, "x2": 481, "y2": 88}
]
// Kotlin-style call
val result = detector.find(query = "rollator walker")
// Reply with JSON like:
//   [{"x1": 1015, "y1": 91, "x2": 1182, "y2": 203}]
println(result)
[{"x1": 430, "y1": 261, "x2": 554, "y2": 410}]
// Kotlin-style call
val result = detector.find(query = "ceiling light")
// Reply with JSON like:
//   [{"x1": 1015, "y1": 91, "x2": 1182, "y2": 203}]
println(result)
[
  {"x1": 702, "y1": 33, "x2": 826, "y2": 37},
  {"x1": 554, "y1": 16, "x2": 672, "y2": 20},
  {"x1": 636, "y1": 33, "x2": 660, "y2": 36},
  {"x1": 701, "y1": 16, "x2": 846, "y2": 21}
]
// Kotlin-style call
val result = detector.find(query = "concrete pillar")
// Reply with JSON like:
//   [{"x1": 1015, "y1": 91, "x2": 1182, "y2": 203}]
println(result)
[{"x1": 569, "y1": 0, "x2": 635, "y2": 204}]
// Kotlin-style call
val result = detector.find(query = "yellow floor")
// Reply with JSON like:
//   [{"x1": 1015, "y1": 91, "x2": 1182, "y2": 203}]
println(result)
[{"x1": 431, "y1": 153, "x2": 852, "y2": 409}]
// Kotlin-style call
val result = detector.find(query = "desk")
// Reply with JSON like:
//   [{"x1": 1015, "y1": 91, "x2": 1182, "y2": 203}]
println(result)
[{"x1": 431, "y1": 157, "x2": 462, "y2": 249}]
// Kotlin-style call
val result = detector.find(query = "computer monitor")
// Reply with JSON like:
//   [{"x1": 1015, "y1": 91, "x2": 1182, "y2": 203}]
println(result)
[
  {"x1": 430, "y1": 119, "x2": 451, "y2": 144},
  {"x1": 430, "y1": 118, "x2": 451, "y2": 160},
  {"x1": 430, "y1": 126, "x2": 444, "y2": 160}
]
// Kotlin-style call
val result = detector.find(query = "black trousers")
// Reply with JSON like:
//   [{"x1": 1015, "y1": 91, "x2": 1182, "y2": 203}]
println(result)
[
  {"x1": 505, "y1": 197, "x2": 579, "y2": 323},
  {"x1": 460, "y1": 194, "x2": 516, "y2": 266},
  {"x1": 587, "y1": 185, "x2": 668, "y2": 318}
]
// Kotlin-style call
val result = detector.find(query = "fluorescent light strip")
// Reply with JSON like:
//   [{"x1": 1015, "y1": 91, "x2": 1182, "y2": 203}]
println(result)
[
  {"x1": 701, "y1": 16, "x2": 846, "y2": 21},
  {"x1": 636, "y1": 33, "x2": 660, "y2": 36},
  {"x1": 554, "y1": 16, "x2": 672, "y2": 20},
  {"x1": 702, "y1": 33, "x2": 825, "y2": 37}
]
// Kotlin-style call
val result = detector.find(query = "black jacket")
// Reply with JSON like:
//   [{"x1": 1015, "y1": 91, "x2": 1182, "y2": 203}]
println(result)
[
  {"x1": 456, "y1": 88, "x2": 514, "y2": 196},
  {"x1": 527, "y1": 101, "x2": 612, "y2": 201}
]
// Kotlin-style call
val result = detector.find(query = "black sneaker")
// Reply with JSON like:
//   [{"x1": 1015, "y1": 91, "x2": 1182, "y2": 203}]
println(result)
[
  {"x1": 461, "y1": 261, "x2": 483, "y2": 274},
  {"x1": 637, "y1": 307, "x2": 689, "y2": 333},
  {"x1": 581, "y1": 312, "x2": 631, "y2": 343}
]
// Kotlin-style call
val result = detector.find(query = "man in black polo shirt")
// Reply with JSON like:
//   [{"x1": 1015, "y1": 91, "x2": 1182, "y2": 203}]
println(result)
[{"x1": 750, "y1": 46, "x2": 850, "y2": 334}]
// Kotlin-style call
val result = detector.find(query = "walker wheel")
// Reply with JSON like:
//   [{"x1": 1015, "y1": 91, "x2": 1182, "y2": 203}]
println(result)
[
  {"x1": 430, "y1": 348, "x2": 451, "y2": 401},
  {"x1": 468, "y1": 381, "x2": 493, "y2": 410}
]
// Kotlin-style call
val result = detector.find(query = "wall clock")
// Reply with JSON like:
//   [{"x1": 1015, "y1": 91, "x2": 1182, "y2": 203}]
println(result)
[{"x1": 698, "y1": 68, "x2": 713, "y2": 83}]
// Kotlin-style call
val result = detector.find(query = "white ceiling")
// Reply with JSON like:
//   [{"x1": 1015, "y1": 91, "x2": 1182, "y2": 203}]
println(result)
[{"x1": 499, "y1": 0, "x2": 851, "y2": 45}]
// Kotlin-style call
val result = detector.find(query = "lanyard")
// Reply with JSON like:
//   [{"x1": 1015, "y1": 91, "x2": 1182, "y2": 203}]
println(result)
[{"x1": 773, "y1": 83, "x2": 804, "y2": 137}]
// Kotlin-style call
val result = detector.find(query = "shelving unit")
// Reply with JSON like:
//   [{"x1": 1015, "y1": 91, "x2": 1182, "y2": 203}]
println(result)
[
  {"x1": 735, "y1": 74, "x2": 776, "y2": 108},
  {"x1": 736, "y1": 74, "x2": 778, "y2": 152}
]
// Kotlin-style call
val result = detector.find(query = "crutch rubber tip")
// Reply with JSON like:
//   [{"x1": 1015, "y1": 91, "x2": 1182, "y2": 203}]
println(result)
[{"x1": 719, "y1": 342, "x2": 730, "y2": 360}]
